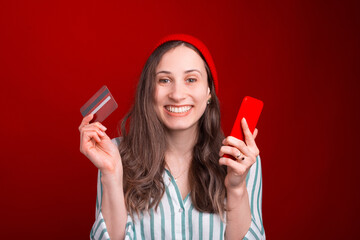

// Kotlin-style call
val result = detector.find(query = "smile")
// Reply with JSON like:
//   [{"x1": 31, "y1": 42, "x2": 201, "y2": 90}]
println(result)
[{"x1": 165, "y1": 105, "x2": 192, "y2": 113}]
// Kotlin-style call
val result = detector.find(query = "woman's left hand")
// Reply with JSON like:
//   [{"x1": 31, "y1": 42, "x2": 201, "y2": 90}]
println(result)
[{"x1": 219, "y1": 118, "x2": 260, "y2": 191}]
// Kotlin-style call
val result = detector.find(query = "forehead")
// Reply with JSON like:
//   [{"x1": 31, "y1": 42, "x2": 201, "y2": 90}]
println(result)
[{"x1": 156, "y1": 45, "x2": 206, "y2": 72}]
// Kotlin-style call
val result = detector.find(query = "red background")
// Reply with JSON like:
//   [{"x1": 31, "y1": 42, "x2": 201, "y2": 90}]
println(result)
[{"x1": 1, "y1": 0, "x2": 359, "y2": 239}]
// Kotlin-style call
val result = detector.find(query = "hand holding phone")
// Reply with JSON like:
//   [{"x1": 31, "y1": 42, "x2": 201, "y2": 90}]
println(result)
[{"x1": 224, "y1": 96, "x2": 263, "y2": 159}]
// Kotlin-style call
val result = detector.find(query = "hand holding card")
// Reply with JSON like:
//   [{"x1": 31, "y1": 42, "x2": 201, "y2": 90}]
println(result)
[
  {"x1": 79, "y1": 86, "x2": 122, "y2": 175},
  {"x1": 80, "y1": 85, "x2": 118, "y2": 123}
]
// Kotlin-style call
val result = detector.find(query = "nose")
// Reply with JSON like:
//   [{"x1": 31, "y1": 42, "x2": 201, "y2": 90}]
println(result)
[{"x1": 168, "y1": 79, "x2": 186, "y2": 102}]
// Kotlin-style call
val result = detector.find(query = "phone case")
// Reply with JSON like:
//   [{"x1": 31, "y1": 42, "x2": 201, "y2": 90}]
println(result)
[
  {"x1": 229, "y1": 96, "x2": 263, "y2": 141},
  {"x1": 224, "y1": 96, "x2": 263, "y2": 159}
]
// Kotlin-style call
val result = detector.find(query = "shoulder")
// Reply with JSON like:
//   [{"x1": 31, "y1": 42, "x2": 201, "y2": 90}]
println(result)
[{"x1": 111, "y1": 137, "x2": 122, "y2": 147}]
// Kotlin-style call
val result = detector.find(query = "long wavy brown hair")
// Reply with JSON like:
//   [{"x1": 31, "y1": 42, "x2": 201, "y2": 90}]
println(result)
[{"x1": 118, "y1": 41, "x2": 227, "y2": 218}]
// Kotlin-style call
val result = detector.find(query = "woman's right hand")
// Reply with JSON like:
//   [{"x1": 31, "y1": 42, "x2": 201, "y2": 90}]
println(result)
[{"x1": 79, "y1": 114, "x2": 122, "y2": 176}]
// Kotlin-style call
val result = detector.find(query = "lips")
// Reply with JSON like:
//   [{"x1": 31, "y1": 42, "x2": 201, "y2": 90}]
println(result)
[{"x1": 165, "y1": 105, "x2": 192, "y2": 113}]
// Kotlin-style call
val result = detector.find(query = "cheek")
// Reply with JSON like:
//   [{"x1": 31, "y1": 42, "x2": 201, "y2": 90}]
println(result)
[
  {"x1": 153, "y1": 98, "x2": 162, "y2": 119},
  {"x1": 154, "y1": 87, "x2": 162, "y2": 105},
  {"x1": 195, "y1": 88, "x2": 210, "y2": 104},
  {"x1": 153, "y1": 89, "x2": 166, "y2": 118}
]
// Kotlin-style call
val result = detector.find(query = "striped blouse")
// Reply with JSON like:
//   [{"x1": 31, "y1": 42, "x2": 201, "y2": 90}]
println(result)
[{"x1": 90, "y1": 138, "x2": 265, "y2": 240}]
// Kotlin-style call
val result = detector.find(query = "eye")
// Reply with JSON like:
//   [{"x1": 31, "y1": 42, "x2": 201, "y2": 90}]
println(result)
[
  {"x1": 186, "y1": 78, "x2": 197, "y2": 83},
  {"x1": 159, "y1": 78, "x2": 170, "y2": 83}
]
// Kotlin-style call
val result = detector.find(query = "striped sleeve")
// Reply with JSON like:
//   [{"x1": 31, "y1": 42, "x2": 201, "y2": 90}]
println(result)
[
  {"x1": 90, "y1": 137, "x2": 132, "y2": 240},
  {"x1": 243, "y1": 155, "x2": 266, "y2": 240},
  {"x1": 90, "y1": 170, "x2": 110, "y2": 240},
  {"x1": 90, "y1": 169, "x2": 135, "y2": 240}
]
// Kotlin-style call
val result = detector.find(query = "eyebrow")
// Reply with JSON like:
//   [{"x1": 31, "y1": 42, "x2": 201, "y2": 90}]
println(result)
[
  {"x1": 185, "y1": 69, "x2": 202, "y2": 76},
  {"x1": 156, "y1": 69, "x2": 202, "y2": 76}
]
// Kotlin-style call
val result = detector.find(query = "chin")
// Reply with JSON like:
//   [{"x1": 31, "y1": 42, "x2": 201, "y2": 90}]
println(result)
[{"x1": 163, "y1": 122, "x2": 198, "y2": 132}]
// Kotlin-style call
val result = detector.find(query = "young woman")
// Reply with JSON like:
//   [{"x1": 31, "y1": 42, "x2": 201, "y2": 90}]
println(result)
[{"x1": 79, "y1": 34, "x2": 265, "y2": 240}]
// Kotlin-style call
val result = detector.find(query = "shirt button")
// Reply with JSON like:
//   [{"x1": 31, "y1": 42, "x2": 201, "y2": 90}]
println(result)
[
  {"x1": 179, "y1": 208, "x2": 183, "y2": 213},
  {"x1": 169, "y1": 177, "x2": 172, "y2": 182}
]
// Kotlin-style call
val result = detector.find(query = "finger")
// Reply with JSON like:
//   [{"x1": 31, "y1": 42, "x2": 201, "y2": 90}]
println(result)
[
  {"x1": 82, "y1": 122, "x2": 107, "y2": 132},
  {"x1": 219, "y1": 157, "x2": 247, "y2": 176},
  {"x1": 223, "y1": 136, "x2": 253, "y2": 157},
  {"x1": 94, "y1": 122, "x2": 107, "y2": 131},
  {"x1": 79, "y1": 114, "x2": 94, "y2": 131},
  {"x1": 219, "y1": 145, "x2": 245, "y2": 160},
  {"x1": 86, "y1": 126, "x2": 112, "y2": 142},
  {"x1": 80, "y1": 124, "x2": 106, "y2": 138},
  {"x1": 82, "y1": 130, "x2": 102, "y2": 143},
  {"x1": 253, "y1": 128, "x2": 258, "y2": 140},
  {"x1": 241, "y1": 118, "x2": 256, "y2": 147}
]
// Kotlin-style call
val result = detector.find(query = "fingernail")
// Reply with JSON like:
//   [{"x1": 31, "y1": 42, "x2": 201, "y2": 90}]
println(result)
[
  {"x1": 242, "y1": 117, "x2": 247, "y2": 124},
  {"x1": 99, "y1": 131, "x2": 105, "y2": 136}
]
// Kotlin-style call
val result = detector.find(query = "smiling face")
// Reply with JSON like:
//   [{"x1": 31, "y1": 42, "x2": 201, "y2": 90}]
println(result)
[{"x1": 154, "y1": 44, "x2": 211, "y2": 133}]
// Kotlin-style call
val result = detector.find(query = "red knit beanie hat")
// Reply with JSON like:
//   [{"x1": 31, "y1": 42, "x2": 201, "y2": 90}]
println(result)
[{"x1": 154, "y1": 34, "x2": 219, "y2": 94}]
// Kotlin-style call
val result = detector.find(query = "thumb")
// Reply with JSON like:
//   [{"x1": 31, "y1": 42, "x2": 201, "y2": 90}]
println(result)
[{"x1": 253, "y1": 128, "x2": 258, "y2": 140}]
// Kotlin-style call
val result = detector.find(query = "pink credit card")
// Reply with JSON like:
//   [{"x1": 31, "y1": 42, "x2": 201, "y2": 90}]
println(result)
[{"x1": 80, "y1": 85, "x2": 118, "y2": 123}]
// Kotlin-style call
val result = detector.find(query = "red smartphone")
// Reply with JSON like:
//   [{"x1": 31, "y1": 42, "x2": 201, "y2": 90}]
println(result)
[{"x1": 224, "y1": 96, "x2": 263, "y2": 159}]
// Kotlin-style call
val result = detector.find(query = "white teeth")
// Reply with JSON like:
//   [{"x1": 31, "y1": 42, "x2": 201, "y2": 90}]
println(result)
[{"x1": 166, "y1": 106, "x2": 191, "y2": 113}]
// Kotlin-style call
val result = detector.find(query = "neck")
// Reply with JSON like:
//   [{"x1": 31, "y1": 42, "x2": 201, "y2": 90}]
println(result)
[{"x1": 164, "y1": 125, "x2": 198, "y2": 168}]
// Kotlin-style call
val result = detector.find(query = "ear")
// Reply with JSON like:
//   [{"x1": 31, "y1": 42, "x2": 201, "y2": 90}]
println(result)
[{"x1": 207, "y1": 87, "x2": 211, "y2": 101}]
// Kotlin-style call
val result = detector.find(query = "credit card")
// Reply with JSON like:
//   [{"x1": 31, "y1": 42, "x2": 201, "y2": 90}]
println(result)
[{"x1": 80, "y1": 85, "x2": 118, "y2": 123}]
